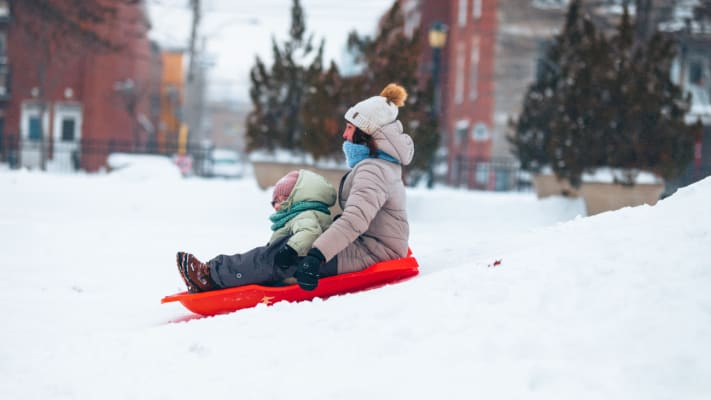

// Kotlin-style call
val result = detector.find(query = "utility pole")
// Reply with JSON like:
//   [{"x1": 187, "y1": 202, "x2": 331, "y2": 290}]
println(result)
[
  {"x1": 183, "y1": 0, "x2": 207, "y2": 174},
  {"x1": 634, "y1": 0, "x2": 653, "y2": 42},
  {"x1": 187, "y1": 0, "x2": 201, "y2": 83}
]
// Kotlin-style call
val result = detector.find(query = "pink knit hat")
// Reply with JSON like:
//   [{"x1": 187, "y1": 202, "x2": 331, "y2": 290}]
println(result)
[{"x1": 272, "y1": 170, "x2": 299, "y2": 204}]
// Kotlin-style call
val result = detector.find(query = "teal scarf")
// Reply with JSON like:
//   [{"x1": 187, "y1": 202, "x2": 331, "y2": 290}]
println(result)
[
  {"x1": 269, "y1": 201, "x2": 331, "y2": 231},
  {"x1": 342, "y1": 141, "x2": 400, "y2": 168}
]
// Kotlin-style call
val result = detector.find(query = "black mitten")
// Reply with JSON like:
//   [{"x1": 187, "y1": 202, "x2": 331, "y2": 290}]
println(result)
[
  {"x1": 274, "y1": 244, "x2": 298, "y2": 269},
  {"x1": 295, "y1": 248, "x2": 325, "y2": 291}
]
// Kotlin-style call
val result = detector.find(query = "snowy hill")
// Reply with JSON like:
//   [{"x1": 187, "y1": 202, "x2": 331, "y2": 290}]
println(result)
[{"x1": 1, "y1": 168, "x2": 709, "y2": 399}]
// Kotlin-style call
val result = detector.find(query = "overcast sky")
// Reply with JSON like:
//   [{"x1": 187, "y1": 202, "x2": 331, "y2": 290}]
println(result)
[{"x1": 147, "y1": 0, "x2": 393, "y2": 103}]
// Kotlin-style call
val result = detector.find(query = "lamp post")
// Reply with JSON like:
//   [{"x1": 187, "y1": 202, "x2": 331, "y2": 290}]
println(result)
[{"x1": 427, "y1": 21, "x2": 448, "y2": 188}]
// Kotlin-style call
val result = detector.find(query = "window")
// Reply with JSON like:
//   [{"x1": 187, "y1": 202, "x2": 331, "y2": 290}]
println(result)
[
  {"x1": 689, "y1": 59, "x2": 704, "y2": 86},
  {"x1": 471, "y1": 122, "x2": 490, "y2": 142},
  {"x1": 61, "y1": 118, "x2": 76, "y2": 141},
  {"x1": 0, "y1": 67, "x2": 7, "y2": 96},
  {"x1": 473, "y1": 0, "x2": 482, "y2": 19},
  {"x1": 0, "y1": 32, "x2": 6, "y2": 58},
  {"x1": 458, "y1": 0, "x2": 467, "y2": 27},
  {"x1": 535, "y1": 40, "x2": 553, "y2": 81},
  {"x1": 455, "y1": 119, "x2": 469, "y2": 146},
  {"x1": 455, "y1": 43, "x2": 466, "y2": 104},
  {"x1": 470, "y1": 36, "x2": 480, "y2": 100},
  {"x1": 29, "y1": 117, "x2": 42, "y2": 141}
]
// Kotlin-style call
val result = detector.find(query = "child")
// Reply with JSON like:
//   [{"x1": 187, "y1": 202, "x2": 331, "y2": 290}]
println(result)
[{"x1": 176, "y1": 169, "x2": 337, "y2": 293}]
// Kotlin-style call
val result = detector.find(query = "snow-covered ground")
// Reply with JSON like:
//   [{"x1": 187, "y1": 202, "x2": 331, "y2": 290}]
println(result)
[{"x1": 1, "y1": 164, "x2": 710, "y2": 399}]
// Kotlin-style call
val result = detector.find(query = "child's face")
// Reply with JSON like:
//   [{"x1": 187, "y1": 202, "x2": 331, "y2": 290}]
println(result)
[
  {"x1": 343, "y1": 123, "x2": 356, "y2": 142},
  {"x1": 272, "y1": 194, "x2": 288, "y2": 210}
]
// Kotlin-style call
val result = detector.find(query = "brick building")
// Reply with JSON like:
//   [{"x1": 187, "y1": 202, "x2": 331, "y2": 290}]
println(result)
[
  {"x1": 404, "y1": 0, "x2": 504, "y2": 189},
  {"x1": 1, "y1": 0, "x2": 155, "y2": 171}
]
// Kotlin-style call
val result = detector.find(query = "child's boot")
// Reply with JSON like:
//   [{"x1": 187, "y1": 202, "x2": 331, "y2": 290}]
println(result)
[{"x1": 176, "y1": 252, "x2": 219, "y2": 293}]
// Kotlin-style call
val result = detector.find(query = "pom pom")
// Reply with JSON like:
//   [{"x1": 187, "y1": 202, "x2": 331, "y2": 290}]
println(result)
[{"x1": 380, "y1": 83, "x2": 407, "y2": 107}]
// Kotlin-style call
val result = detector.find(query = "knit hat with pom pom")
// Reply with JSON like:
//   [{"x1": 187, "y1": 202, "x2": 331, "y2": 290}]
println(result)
[{"x1": 344, "y1": 83, "x2": 408, "y2": 135}]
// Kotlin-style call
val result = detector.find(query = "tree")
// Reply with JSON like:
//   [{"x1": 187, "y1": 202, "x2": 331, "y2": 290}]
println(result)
[
  {"x1": 346, "y1": 1, "x2": 439, "y2": 181},
  {"x1": 245, "y1": 0, "x2": 325, "y2": 154},
  {"x1": 300, "y1": 61, "x2": 345, "y2": 160},
  {"x1": 510, "y1": 0, "x2": 695, "y2": 187}
]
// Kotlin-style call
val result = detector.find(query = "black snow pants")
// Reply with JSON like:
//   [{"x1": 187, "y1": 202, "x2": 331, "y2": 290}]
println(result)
[{"x1": 206, "y1": 236, "x2": 338, "y2": 289}]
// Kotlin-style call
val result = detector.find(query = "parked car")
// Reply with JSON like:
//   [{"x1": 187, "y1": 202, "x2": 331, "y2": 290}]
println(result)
[{"x1": 208, "y1": 149, "x2": 244, "y2": 178}]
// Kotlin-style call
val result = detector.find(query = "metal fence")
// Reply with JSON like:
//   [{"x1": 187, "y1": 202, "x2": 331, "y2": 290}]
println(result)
[
  {"x1": 0, "y1": 136, "x2": 540, "y2": 191},
  {"x1": 0, "y1": 136, "x2": 215, "y2": 176},
  {"x1": 449, "y1": 155, "x2": 531, "y2": 192}
]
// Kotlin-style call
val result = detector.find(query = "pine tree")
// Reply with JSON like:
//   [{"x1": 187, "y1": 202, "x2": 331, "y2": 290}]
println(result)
[
  {"x1": 346, "y1": 1, "x2": 439, "y2": 180},
  {"x1": 509, "y1": 0, "x2": 603, "y2": 186},
  {"x1": 245, "y1": 0, "x2": 324, "y2": 154},
  {"x1": 510, "y1": 0, "x2": 695, "y2": 187},
  {"x1": 300, "y1": 61, "x2": 345, "y2": 160}
]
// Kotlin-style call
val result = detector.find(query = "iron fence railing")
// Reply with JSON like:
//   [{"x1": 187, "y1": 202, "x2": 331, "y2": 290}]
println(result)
[
  {"x1": 0, "y1": 136, "x2": 538, "y2": 190},
  {"x1": 0, "y1": 135, "x2": 215, "y2": 176},
  {"x1": 450, "y1": 155, "x2": 532, "y2": 192}
]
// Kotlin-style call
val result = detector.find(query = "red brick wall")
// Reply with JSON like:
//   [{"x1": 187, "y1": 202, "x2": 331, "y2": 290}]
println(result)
[
  {"x1": 6, "y1": 0, "x2": 154, "y2": 171},
  {"x1": 442, "y1": 0, "x2": 497, "y2": 187}
]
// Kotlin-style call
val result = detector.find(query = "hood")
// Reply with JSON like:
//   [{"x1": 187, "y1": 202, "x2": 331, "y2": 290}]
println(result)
[
  {"x1": 371, "y1": 120, "x2": 414, "y2": 166},
  {"x1": 282, "y1": 169, "x2": 337, "y2": 208}
]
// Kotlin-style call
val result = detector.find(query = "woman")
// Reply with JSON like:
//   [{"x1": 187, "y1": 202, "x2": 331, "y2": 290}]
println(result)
[{"x1": 294, "y1": 83, "x2": 414, "y2": 290}]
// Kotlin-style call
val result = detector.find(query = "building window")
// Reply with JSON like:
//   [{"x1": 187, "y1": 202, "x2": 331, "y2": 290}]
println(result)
[
  {"x1": 0, "y1": 1, "x2": 8, "y2": 18},
  {"x1": 455, "y1": 119, "x2": 469, "y2": 146},
  {"x1": 471, "y1": 122, "x2": 490, "y2": 142},
  {"x1": 0, "y1": 32, "x2": 6, "y2": 59},
  {"x1": 473, "y1": 0, "x2": 482, "y2": 19},
  {"x1": 0, "y1": 67, "x2": 7, "y2": 96},
  {"x1": 689, "y1": 59, "x2": 705, "y2": 86},
  {"x1": 61, "y1": 118, "x2": 76, "y2": 141},
  {"x1": 458, "y1": 0, "x2": 467, "y2": 27},
  {"x1": 455, "y1": 43, "x2": 466, "y2": 104},
  {"x1": 470, "y1": 36, "x2": 479, "y2": 100},
  {"x1": 29, "y1": 116, "x2": 42, "y2": 141}
]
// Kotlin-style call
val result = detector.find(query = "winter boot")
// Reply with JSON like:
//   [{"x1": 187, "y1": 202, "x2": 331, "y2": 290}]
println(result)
[{"x1": 176, "y1": 252, "x2": 219, "y2": 293}]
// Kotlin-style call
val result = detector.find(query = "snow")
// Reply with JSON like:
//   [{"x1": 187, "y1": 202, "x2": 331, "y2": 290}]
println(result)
[
  {"x1": 106, "y1": 153, "x2": 184, "y2": 181},
  {"x1": 1, "y1": 164, "x2": 711, "y2": 399},
  {"x1": 249, "y1": 148, "x2": 346, "y2": 170}
]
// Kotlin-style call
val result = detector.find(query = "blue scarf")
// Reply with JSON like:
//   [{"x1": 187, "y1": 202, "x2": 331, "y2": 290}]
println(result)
[
  {"x1": 342, "y1": 141, "x2": 400, "y2": 168},
  {"x1": 269, "y1": 201, "x2": 331, "y2": 231}
]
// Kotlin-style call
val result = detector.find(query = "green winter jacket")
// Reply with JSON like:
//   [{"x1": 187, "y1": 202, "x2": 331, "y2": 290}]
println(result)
[{"x1": 268, "y1": 170, "x2": 337, "y2": 255}]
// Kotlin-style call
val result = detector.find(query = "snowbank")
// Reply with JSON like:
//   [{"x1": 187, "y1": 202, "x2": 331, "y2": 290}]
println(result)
[
  {"x1": 106, "y1": 153, "x2": 183, "y2": 181},
  {"x1": 1, "y1": 170, "x2": 709, "y2": 400}
]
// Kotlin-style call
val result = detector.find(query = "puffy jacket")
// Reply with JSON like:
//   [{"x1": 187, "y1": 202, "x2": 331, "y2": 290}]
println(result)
[
  {"x1": 313, "y1": 120, "x2": 414, "y2": 273},
  {"x1": 269, "y1": 170, "x2": 337, "y2": 256}
]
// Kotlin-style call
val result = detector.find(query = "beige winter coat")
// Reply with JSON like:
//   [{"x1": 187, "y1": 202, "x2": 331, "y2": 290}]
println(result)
[{"x1": 312, "y1": 120, "x2": 414, "y2": 273}]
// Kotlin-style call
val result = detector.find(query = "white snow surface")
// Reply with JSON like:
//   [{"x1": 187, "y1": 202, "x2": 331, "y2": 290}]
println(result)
[{"x1": 1, "y1": 167, "x2": 710, "y2": 399}]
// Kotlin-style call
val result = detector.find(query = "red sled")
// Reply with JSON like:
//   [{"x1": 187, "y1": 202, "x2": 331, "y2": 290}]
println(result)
[{"x1": 161, "y1": 252, "x2": 419, "y2": 316}]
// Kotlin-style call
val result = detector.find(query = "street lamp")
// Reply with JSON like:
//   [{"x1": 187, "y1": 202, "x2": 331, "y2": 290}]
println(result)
[{"x1": 427, "y1": 21, "x2": 448, "y2": 188}]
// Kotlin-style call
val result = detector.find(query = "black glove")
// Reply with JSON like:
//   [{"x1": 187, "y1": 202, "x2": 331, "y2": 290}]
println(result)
[
  {"x1": 274, "y1": 244, "x2": 298, "y2": 269},
  {"x1": 295, "y1": 248, "x2": 325, "y2": 291}
]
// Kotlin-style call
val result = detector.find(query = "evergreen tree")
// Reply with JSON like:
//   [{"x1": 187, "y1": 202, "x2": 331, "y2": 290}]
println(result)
[
  {"x1": 510, "y1": 0, "x2": 695, "y2": 187},
  {"x1": 301, "y1": 61, "x2": 345, "y2": 160},
  {"x1": 346, "y1": 1, "x2": 439, "y2": 180},
  {"x1": 245, "y1": 0, "x2": 324, "y2": 153}
]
